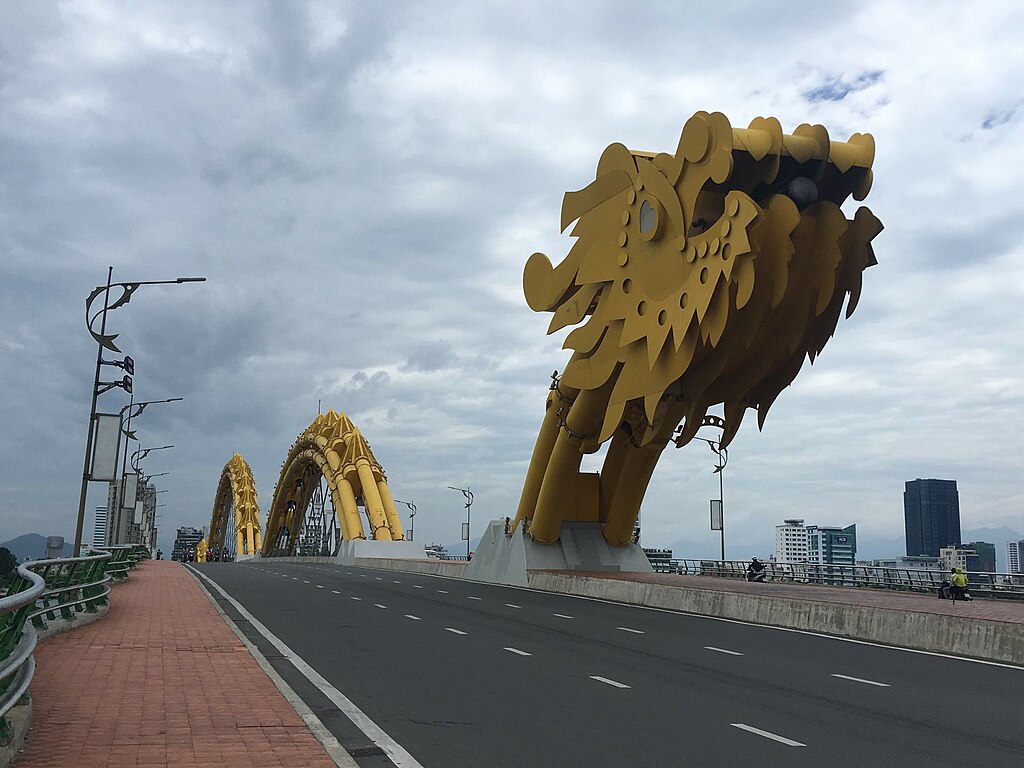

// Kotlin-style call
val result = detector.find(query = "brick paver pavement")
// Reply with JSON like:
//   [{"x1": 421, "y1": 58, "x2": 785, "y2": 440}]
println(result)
[
  {"x1": 573, "y1": 570, "x2": 1024, "y2": 623},
  {"x1": 17, "y1": 561, "x2": 336, "y2": 768}
]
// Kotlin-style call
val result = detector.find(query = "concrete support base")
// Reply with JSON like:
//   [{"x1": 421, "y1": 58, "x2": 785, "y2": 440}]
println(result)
[
  {"x1": 466, "y1": 519, "x2": 652, "y2": 587},
  {"x1": 336, "y1": 539, "x2": 423, "y2": 565}
]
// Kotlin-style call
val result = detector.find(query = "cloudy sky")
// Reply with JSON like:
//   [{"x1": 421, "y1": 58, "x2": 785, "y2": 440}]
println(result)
[{"x1": 2, "y1": 1, "x2": 1022, "y2": 562}]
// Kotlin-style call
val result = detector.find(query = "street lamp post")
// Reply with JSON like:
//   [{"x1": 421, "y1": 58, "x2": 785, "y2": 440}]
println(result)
[
  {"x1": 674, "y1": 417, "x2": 729, "y2": 562},
  {"x1": 73, "y1": 270, "x2": 204, "y2": 556},
  {"x1": 120, "y1": 445, "x2": 173, "y2": 545},
  {"x1": 394, "y1": 500, "x2": 417, "y2": 542},
  {"x1": 448, "y1": 486, "x2": 473, "y2": 560}
]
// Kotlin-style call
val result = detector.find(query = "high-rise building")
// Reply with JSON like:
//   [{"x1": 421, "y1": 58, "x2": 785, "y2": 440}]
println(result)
[
  {"x1": 965, "y1": 541, "x2": 996, "y2": 573},
  {"x1": 92, "y1": 506, "x2": 108, "y2": 548},
  {"x1": 904, "y1": 478, "x2": 961, "y2": 557},
  {"x1": 808, "y1": 524, "x2": 857, "y2": 566},
  {"x1": 1007, "y1": 540, "x2": 1023, "y2": 574},
  {"x1": 171, "y1": 527, "x2": 204, "y2": 562},
  {"x1": 775, "y1": 519, "x2": 809, "y2": 563}
]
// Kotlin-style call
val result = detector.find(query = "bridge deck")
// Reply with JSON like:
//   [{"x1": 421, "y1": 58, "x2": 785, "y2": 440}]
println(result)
[{"x1": 19, "y1": 560, "x2": 335, "y2": 768}]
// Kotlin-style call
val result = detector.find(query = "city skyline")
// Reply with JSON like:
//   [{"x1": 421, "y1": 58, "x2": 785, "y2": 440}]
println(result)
[{"x1": 1, "y1": 3, "x2": 1022, "y2": 558}]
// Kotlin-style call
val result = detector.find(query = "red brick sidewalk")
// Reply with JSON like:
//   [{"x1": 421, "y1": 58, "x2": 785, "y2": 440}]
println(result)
[{"x1": 17, "y1": 561, "x2": 336, "y2": 768}]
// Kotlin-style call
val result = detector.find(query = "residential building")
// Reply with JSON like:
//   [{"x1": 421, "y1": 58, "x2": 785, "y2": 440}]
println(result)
[
  {"x1": 775, "y1": 519, "x2": 810, "y2": 563},
  {"x1": 1007, "y1": 540, "x2": 1023, "y2": 574},
  {"x1": 92, "y1": 506, "x2": 108, "y2": 548},
  {"x1": 904, "y1": 478, "x2": 961, "y2": 557},
  {"x1": 940, "y1": 545, "x2": 980, "y2": 574}
]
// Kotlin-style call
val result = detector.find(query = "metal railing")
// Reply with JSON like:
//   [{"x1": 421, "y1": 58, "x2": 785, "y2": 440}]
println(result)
[
  {"x1": 654, "y1": 559, "x2": 1024, "y2": 600},
  {"x1": 0, "y1": 545, "x2": 150, "y2": 737}
]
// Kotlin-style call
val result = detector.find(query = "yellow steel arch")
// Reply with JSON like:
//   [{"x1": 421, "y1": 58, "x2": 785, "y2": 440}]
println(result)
[
  {"x1": 208, "y1": 454, "x2": 263, "y2": 558},
  {"x1": 516, "y1": 111, "x2": 882, "y2": 546},
  {"x1": 261, "y1": 410, "x2": 404, "y2": 556}
]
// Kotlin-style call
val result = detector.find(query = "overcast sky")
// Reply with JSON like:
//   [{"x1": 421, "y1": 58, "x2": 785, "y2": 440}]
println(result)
[{"x1": 2, "y1": 1, "x2": 1022, "y2": 562}]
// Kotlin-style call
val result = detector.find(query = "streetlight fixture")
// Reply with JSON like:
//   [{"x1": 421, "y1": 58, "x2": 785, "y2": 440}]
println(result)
[
  {"x1": 394, "y1": 500, "x2": 417, "y2": 542},
  {"x1": 447, "y1": 486, "x2": 474, "y2": 560},
  {"x1": 73, "y1": 268, "x2": 205, "y2": 555},
  {"x1": 131, "y1": 445, "x2": 173, "y2": 472},
  {"x1": 674, "y1": 416, "x2": 728, "y2": 561}
]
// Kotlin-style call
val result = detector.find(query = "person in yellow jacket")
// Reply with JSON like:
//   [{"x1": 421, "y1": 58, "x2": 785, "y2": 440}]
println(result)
[{"x1": 950, "y1": 566, "x2": 972, "y2": 603}]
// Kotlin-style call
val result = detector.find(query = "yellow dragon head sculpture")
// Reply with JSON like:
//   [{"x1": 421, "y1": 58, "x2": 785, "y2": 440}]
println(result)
[{"x1": 524, "y1": 111, "x2": 882, "y2": 451}]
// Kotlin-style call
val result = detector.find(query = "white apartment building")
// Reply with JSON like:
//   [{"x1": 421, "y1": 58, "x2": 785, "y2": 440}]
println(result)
[
  {"x1": 775, "y1": 519, "x2": 810, "y2": 563},
  {"x1": 1007, "y1": 540, "x2": 1022, "y2": 574},
  {"x1": 92, "y1": 506, "x2": 108, "y2": 548}
]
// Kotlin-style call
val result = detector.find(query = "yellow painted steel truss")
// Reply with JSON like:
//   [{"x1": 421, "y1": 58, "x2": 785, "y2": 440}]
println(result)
[
  {"x1": 260, "y1": 409, "x2": 404, "y2": 556},
  {"x1": 208, "y1": 454, "x2": 262, "y2": 558},
  {"x1": 516, "y1": 111, "x2": 882, "y2": 546}
]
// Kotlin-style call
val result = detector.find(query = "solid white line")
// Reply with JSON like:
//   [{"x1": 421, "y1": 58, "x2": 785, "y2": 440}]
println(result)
[
  {"x1": 616, "y1": 627, "x2": 644, "y2": 634},
  {"x1": 505, "y1": 603, "x2": 521, "y2": 609},
  {"x1": 832, "y1": 673, "x2": 890, "y2": 687},
  {"x1": 730, "y1": 723, "x2": 805, "y2": 747},
  {"x1": 445, "y1": 628, "x2": 467, "y2": 635},
  {"x1": 504, "y1": 647, "x2": 531, "y2": 656},
  {"x1": 705, "y1": 646, "x2": 744, "y2": 656},
  {"x1": 553, "y1": 613, "x2": 574, "y2": 619},
  {"x1": 331, "y1": 590, "x2": 341, "y2": 595},
  {"x1": 187, "y1": 566, "x2": 424, "y2": 767},
  {"x1": 374, "y1": 604, "x2": 387, "y2": 609},
  {"x1": 467, "y1": 596, "x2": 482, "y2": 600},
  {"x1": 405, "y1": 615, "x2": 421, "y2": 621},
  {"x1": 590, "y1": 675, "x2": 630, "y2": 689}
]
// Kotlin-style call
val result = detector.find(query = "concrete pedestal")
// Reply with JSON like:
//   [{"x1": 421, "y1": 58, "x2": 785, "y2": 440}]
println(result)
[
  {"x1": 336, "y1": 539, "x2": 423, "y2": 565},
  {"x1": 466, "y1": 519, "x2": 652, "y2": 587}
]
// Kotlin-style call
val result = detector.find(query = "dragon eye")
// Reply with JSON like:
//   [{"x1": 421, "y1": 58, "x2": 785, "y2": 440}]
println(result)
[{"x1": 638, "y1": 197, "x2": 663, "y2": 241}]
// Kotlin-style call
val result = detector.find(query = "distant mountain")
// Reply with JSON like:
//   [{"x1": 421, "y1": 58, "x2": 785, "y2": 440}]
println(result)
[{"x1": 0, "y1": 533, "x2": 74, "y2": 563}]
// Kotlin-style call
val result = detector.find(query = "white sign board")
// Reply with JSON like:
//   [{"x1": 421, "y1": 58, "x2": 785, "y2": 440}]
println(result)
[
  {"x1": 135, "y1": 500, "x2": 145, "y2": 524},
  {"x1": 121, "y1": 473, "x2": 139, "y2": 511},
  {"x1": 710, "y1": 499, "x2": 723, "y2": 531},
  {"x1": 89, "y1": 413, "x2": 121, "y2": 482},
  {"x1": 461, "y1": 522, "x2": 469, "y2": 541}
]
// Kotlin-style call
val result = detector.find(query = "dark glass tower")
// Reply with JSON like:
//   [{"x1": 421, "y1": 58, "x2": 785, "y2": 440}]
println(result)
[{"x1": 904, "y1": 478, "x2": 961, "y2": 557}]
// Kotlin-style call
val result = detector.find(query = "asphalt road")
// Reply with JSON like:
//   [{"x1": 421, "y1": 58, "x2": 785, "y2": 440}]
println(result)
[{"x1": 193, "y1": 561, "x2": 1024, "y2": 767}]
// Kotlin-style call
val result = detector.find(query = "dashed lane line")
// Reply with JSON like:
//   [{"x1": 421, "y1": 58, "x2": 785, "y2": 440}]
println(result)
[
  {"x1": 552, "y1": 613, "x2": 574, "y2": 619},
  {"x1": 616, "y1": 627, "x2": 644, "y2": 634},
  {"x1": 831, "y1": 673, "x2": 890, "y2": 687},
  {"x1": 505, "y1": 603, "x2": 521, "y2": 609},
  {"x1": 730, "y1": 724, "x2": 805, "y2": 747},
  {"x1": 349, "y1": 597, "x2": 362, "y2": 601},
  {"x1": 705, "y1": 646, "x2": 744, "y2": 656},
  {"x1": 445, "y1": 628, "x2": 467, "y2": 635},
  {"x1": 316, "y1": 585, "x2": 324, "y2": 589},
  {"x1": 590, "y1": 676, "x2": 630, "y2": 689},
  {"x1": 467, "y1": 596, "x2": 482, "y2": 600},
  {"x1": 331, "y1": 590, "x2": 341, "y2": 595},
  {"x1": 437, "y1": 590, "x2": 449, "y2": 594},
  {"x1": 504, "y1": 647, "x2": 531, "y2": 656},
  {"x1": 374, "y1": 604, "x2": 387, "y2": 609},
  {"x1": 405, "y1": 615, "x2": 421, "y2": 621},
  {"x1": 413, "y1": 585, "x2": 424, "y2": 589}
]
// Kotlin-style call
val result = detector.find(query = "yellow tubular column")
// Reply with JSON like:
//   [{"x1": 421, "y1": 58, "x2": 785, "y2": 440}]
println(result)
[
  {"x1": 334, "y1": 475, "x2": 365, "y2": 539},
  {"x1": 356, "y1": 459, "x2": 392, "y2": 540},
  {"x1": 236, "y1": 529, "x2": 244, "y2": 556},
  {"x1": 376, "y1": 480, "x2": 405, "y2": 540},
  {"x1": 513, "y1": 389, "x2": 566, "y2": 532}
]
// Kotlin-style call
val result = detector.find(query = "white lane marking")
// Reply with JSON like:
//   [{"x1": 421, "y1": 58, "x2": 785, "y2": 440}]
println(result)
[
  {"x1": 590, "y1": 676, "x2": 630, "y2": 689},
  {"x1": 187, "y1": 566, "x2": 424, "y2": 768},
  {"x1": 303, "y1": 580, "x2": 310, "y2": 584},
  {"x1": 405, "y1": 615, "x2": 421, "y2": 621},
  {"x1": 414, "y1": 585, "x2": 424, "y2": 589},
  {"x1": 445, "y1": 628, "x2": 467, "y2": 635},
  {"x1": 730, "y1": 723, "x2": 805, "y2": 747},
  {"x1": 346, "y1": 572, "x2": 352, "y2": 575},
  {"x1": 505, "y1": 603, "x2": 521, "y2": 609},
  {"x1": 705, "y1": 646, "x2": 744, "y2": 656},
  {"x1": 350, "y1": 597, "x2": 362, "y2": 601},
  {"x1": 553, "y1": 613, "x2": 574, "y2": 619},
  {"x1": 316, "y1": 585, "x2": 324, "y2": 589},
  {"x1": 360, "y1": 575, "x2": 367, "y2": 578},
  {"x1": 617, "y1": 627, "x2": 644, "y2": 634},
  {"x1": 374, "y1": 604, "x2": 387, "y2": 609},
  {"x1": 831, "y1": 673, "x2": 890, "y2": 687},
  {"x1": 467, "y1": 596, "x2": 482, "y2": 600},
  {"x1": 504, "y1": 647, "x2": 531, "y2": 656},
  {"x1": 331, "y1": 590, "x2": 341, "y2": 595},
  {"x1": 437, "y1": 590, "x2": 448, "y2": 594},
  {"x1": 393, "y1": 580, "x2": 402, "y2": 584},
  {"x1": 375, "y1": 577, "x2": 383, "y2": 581}
]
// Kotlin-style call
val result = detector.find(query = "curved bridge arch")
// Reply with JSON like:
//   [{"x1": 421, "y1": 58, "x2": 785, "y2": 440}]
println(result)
[
  {"x1": 208, "y1": 454, "x2": 262, "y2": 559},
  {"x1": 261, "y1": 410, "x2": 404, "y2": 557}
]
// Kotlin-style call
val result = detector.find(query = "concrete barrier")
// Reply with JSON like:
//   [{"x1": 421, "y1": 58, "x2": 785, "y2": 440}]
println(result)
[
  {"x1": 526, "y1": 572, "x2": 1024, "y2": 664},
  {"x1": 352, "y1": 558, "x2": 468, "y2": 578}
]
